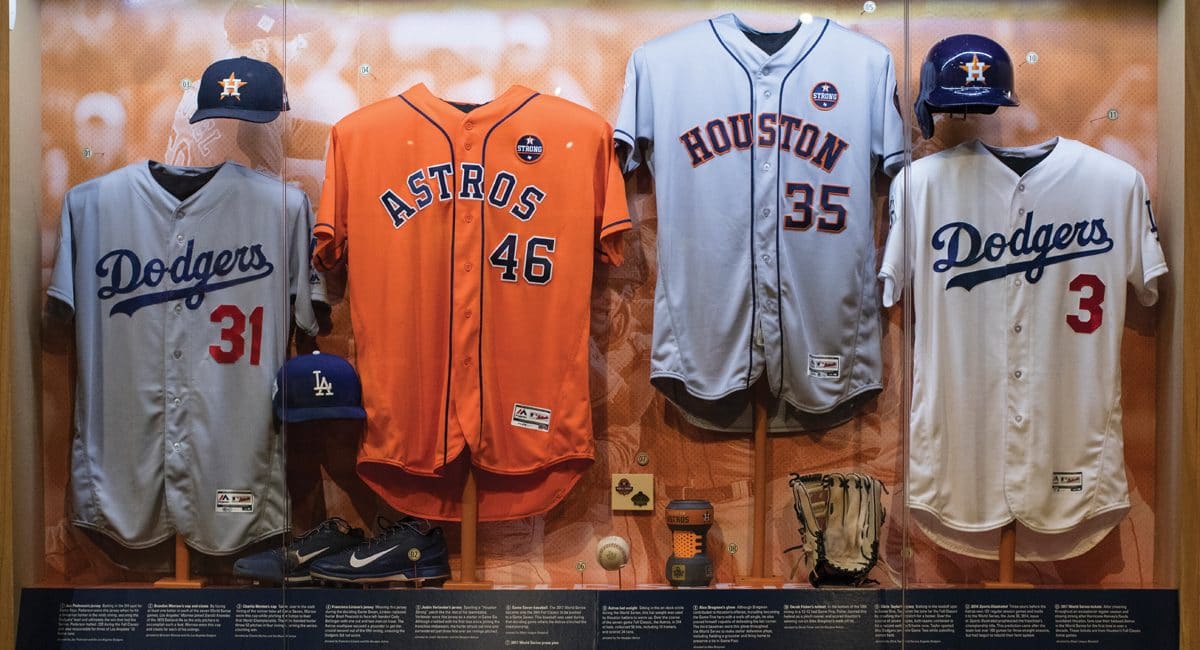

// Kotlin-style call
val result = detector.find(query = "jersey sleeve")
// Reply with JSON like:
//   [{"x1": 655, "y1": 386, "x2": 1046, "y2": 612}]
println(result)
[
  {"x1": 1126, "y1": 171, "x2": 1168, "y2": 306},
  {"x1": 47, "y1": 193, "x2": 77, "y2": 312},
  {"x1": 596, "y1": 125, "x2": 632, "y2": 265},
  {"x1": 614, "y1": 48, "x2": 653, "y2": 175},
  {"x1": 312, "y1": 127, "x2": 346, "y2": 273},
  {"x1": 290, "y1": 190, "x2": 320, "y2": 336},
  {"x1": 878, "y1": 169, "x2": 907, "y2": 307},
  {"x1": 873, "y1": 51, "x2": 906, "y2": 177}
]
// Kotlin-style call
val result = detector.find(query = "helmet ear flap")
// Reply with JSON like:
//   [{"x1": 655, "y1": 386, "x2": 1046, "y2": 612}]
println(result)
[{"x1": 914, "y1": 59, "x2": 938, "y2": 139}]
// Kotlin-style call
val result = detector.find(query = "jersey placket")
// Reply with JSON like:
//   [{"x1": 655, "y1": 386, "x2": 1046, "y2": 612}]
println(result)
[
  {"x1": 451, "y1": 114, "x2": 484, "y2": 452},
  {"x1": 752, "y1": 65, "x2": 783, "y2": 392},
  {"x1": 1005, "y1": 178, "x2": 1033, "y2": 515},
  {"x1": 162, "y1": 200, "x2": 192, "y2": 529}
]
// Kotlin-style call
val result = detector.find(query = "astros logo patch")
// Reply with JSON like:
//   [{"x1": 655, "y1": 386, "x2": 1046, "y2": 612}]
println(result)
[
  {"x1": 810, "y1": 82, "x2": 839, "y2": 111},
  {"x1": 959, "y1": 54, "x2": 991, "y2": 84},
  {"x1": 219, "y1": 72, "x2": 247, "y2": 100},
  {"x1": 516, "y1": 134, "x2": 544, "y2": 163}
]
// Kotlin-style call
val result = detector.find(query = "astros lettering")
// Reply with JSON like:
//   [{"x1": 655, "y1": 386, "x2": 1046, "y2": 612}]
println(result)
[
  {"x1": 678, "y1": 112, "x2": 850, "y2": 172},
  {"x1": 379, "y1": 162, "x2": 546, "y2": 228}
]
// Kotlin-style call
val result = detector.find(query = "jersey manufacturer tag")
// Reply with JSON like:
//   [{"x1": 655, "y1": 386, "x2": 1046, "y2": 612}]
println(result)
[
  {"x1": 1052, "y1": 472, "x2": 1083, "y2": 492},
  {"x1": 512, "y1": 403, "x2": 551, "y2": 432},
  {"x1": 808, "y1": 354, "x2": 841, "y2": 379},
  {"x1": 215, "y1": 489, "x2": 255, "y2": 513}
]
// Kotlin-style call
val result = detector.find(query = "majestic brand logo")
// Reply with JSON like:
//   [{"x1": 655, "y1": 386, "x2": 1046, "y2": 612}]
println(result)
[
  {"x1": 810, "y1": 82, "x2": 840, "y2": 111},
  {"x1": 349, "y1": 545, "x2": 400, "y2": 568},
  {"x1": 96, "y1": 240, "x2": 274, "y2": 316},
  {"x1": 516, "y1": 134, "x2": 544, "y2": 163},
  {"x1": 312, "y1": 370, "x2": 334, "y2": 397},
  {"x1": 219, "y1": 72, "x2": 247, "y2": 99},
  {"x1": 932, "y1": 212, "x2": 1113, "y2": 291},
  {"x1": 678, "y1": 111, "x2": 849, "y2": 171}
]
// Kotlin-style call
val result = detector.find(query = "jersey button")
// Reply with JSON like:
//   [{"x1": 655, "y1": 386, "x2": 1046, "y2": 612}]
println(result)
[
  {"x1": 465, "y1": 143, "x2": 473, "y2": 150},
  {"x1": 761, "y1": 162, "x2": 771, "y2": 172},
  {"x1": 1014, "y1": 414, "x2": 1024, "y2": 424},
  {"x1": 761, "y1": 254, "x2": 770, "y2": 263},
  {"x1": 760, "y1": 208, "x2": 770, "y2": 217},
  {"x1": 1013, "y1": 323, "x2": 1022, "y2": 333},
  {"x1": 174, "y1": 304, "x2": 183, "y2": 314},
  {"x1": 465, "y1": 215, "x2": 474, "y2": 223},
  {"x1": 465, "y1": 121, "x2": 474, "y2": 130},
  {"x1": 465, "y1": 310, "x2": 473, "y2": 319},
  {"x1": 764, "y1": 89, "x2": 772, "y2": 98},
  {"x1": 1018, "y1": 183, "x2": 1026, "y2": 192},
  {"x1": 176, "y1": 235, "x2": 185, "y2": 244},
  {"x1": 1018, "y1": 208, "x2": 1026, "y2": 215},
  {"x1": 1014, "y1": 369, "x2": 1023, "y2": 379},
  {"x1": 463, "y1": 357, "x2": 472, "y2": 367},
  {"x1": 173, "y1": 350, "x2": 182, "y2": 359},
  {"x1": 1014, "y1": 278, "x2": 1023, "y2": 287},
  {"x1": 464, "y1": 262, "x2": 473, "y2": 271}
]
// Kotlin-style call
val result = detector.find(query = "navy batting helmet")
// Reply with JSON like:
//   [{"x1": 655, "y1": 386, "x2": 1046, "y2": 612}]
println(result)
[{"x1": 915, "y1": 34, "x2": 1019, "y2": 139}]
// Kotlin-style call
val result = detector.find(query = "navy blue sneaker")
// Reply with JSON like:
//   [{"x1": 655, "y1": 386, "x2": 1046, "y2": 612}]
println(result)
[
  {"x1": 309, "y1": 516, "x2": 451, "y2": 585},
  {"x1": 234, "y1": 517, "x2": 365, "y2": 585}
]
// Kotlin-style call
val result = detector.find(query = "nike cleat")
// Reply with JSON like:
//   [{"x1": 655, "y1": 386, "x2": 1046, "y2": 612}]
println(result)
[
  {"x1": 309, "y1": 516, "x2": 451, "y2": 585},
  {"x1": 234, "y1": 517, "x2": 366, "y2": 585}
]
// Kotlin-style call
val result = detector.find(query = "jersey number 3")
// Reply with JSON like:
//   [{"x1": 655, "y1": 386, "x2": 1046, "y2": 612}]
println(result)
[{"x1": 1066, "y1": 273, "x2": 1105, "y2": 334}]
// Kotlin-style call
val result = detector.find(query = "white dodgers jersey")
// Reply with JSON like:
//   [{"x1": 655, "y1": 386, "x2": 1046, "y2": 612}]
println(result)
[
  {"x1": 880, "y1": 137, "x2": 1167, "y2": 560},
  {"x1": 616, "y1": 14, "x2": 904, "y2": 432}
]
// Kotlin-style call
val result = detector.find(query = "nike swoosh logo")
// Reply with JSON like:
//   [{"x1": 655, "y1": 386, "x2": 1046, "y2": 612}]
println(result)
[
  {"x1": 349, "y1": 546, "x2": 399, "y2": 568},
  {"x1": 295, "y1": 546, "x2": 330, "y2": 564}
]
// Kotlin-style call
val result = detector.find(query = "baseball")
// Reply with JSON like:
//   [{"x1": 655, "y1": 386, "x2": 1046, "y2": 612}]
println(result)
[{"x1": 596, "y1": 535, "x2": 630, "y2": 571}]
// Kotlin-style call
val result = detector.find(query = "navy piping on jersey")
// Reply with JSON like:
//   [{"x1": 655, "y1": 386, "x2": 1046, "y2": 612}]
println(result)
[
  {"x1": 601, "y1": 218, "x2": 632, "y2": 234},
  {"x1": 614, "y1": 128, "x2": 635, "y2": 143},
  {"x1": 774, "y1": 18, "x2": 830, "y2": 396},
  {"x1": 479, "y1": 92, "x2": 541, "y2": 437},
  {"x1": 883, "y1": 150, "x2": 904, "y2": 164},
  {"x1": 400, "y1": 94, "x2": 457, "y2": 466},
  {"x1": 708, "y1": 19, "x2": 759, "y2": 391}
]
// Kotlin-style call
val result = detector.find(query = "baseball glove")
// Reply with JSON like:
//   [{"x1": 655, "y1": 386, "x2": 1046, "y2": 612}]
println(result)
[{"x1": 786, "y1": 472, "x2": 886, "y2": 587}]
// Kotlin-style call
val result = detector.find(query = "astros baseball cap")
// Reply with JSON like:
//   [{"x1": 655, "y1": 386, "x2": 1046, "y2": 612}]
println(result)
[
  {"x1": 272, "y1": 352, "x2": 367, "y2": 423},
  {"x1": 190, "y1": 56, "x2": 289, "y2": 124}
]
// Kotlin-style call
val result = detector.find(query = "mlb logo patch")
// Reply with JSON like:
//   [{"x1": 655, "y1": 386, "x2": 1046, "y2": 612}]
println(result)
[
  {"x1": 808, "y1": 354, "x2": 841, "y2": 379},
  {"x1": 811, "y1": 82, "x2": 839, "y2": 111},
  {"x1": 516, "y1": 134, "x2": 544, "y2": 163}
]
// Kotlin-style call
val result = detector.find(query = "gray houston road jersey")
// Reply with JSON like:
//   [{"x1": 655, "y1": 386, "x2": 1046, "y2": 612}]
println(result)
[
  {"x1": 616, "y1": 14, "x2": 904, "y2": 432},
  {"x1": 49, "y1": 161, "x2": 320, "y2": 554}
]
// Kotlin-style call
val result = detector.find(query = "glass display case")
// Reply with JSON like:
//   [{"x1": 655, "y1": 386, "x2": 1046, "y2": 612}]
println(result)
[{"x1": 1, "y1": 1, "x2": 1195, "y2": 647}]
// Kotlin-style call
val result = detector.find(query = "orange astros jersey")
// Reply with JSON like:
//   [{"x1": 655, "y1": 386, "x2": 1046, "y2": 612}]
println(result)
[{"x1": 313, "y1": 84, "x2": 630, "y2": 521}]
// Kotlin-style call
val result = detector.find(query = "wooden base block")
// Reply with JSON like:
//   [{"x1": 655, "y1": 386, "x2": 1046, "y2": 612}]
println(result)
[
  {"x1": 982, "y1": 581, "x2": 1035, "y2": 589},
  {"x1": 153, "y1": 577, "x2": 206, "y2": 589},
  {"x1": 443, "y1": 580, "x2": 494, "y2": 590},
  {"x1": 735, "y1": 575, "x2": 785, "y2": 588}
]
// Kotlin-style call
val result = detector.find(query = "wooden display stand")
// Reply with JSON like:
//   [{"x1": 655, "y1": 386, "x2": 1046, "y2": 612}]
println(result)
[
  {"x1": 982, "y1": 522, "x2": 1032, "y2": 589},
  {"x1": 444, "y1": 470, "x2": 493, "y2": 590},
  {"x1": 153, "y1": 535, "x2": 205, "y2": 588},
  {"x1": 736, "y1": 379, "x2": 784, "y2": 587}
]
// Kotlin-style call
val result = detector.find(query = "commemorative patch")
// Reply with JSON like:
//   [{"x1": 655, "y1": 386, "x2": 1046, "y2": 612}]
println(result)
[
  {"x1": 1052, "y1": 472, "x2": 1083, "y2": 492},
  {"x1": 516, "y1": 134, "x2": 544, "y2": 163},
  {"x1": 512, "y1": 403, "x2": 551, "y2": 431},
  {"x1": 811, "y1": 82, "x2": 839, "y2": 111},
  {"x1": 808, "y1": 354, "x2": 841, "y2": 379},
  {"x1": 215, "y1": 489, "x2": 255, "y2": 513}
]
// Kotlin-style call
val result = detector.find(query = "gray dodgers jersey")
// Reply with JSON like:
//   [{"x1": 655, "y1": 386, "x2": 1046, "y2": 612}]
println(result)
[
  {"x1": 48, "y1": 161, "x2": 320, "y2": 554},
  {"x1": 616, "y1": 14, "x2": 904, "y2": 431}
]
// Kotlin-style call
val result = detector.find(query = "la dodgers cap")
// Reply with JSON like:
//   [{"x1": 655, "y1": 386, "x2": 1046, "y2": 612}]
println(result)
[
  {"x1": 190, "y1": 56, "x2": 289, "y2": 124},
  {"x1": 273, "y1": 352, "x2": 367, "y2": 423}
]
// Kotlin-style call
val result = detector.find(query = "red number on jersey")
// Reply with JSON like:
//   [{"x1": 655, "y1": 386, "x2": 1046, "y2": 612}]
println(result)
[
  {"x1": 1066, "y1": 273, "x2": 1105, "y2": 334},
  {"x1": 209, "y1": 304, "x2": 265, "y2": 364}
]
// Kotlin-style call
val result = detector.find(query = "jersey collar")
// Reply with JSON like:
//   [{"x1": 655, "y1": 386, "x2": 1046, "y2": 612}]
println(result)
[
  {"x1": 973, "y1": 136, "x2": 1073, "y2": 181},
  {"x1": 708, "y1": 13, "x2": 829, "y2": 71},
  {"x1": 135, "y1": 159, "x2": 241, "y2": 218},
  {"x1": 400, "y1": 83, "x2": 539, "y2": 130}
]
